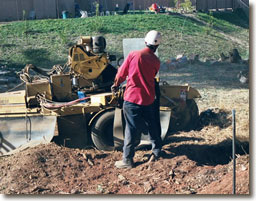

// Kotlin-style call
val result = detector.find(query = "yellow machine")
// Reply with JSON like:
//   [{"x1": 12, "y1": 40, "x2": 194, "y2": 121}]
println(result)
[
  {"x1": 0, "y1": 36, "x2": 201, "y2": 155},
  {"x1": 68, "y1": 36, "x2": 117, "y2": 92}
]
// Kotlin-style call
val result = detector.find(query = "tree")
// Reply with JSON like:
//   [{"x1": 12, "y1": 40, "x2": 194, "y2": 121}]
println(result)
[
  {"x1": 96, "y1": 2, "x2": 100, "y2": 16},
  {"x1": 174, "y1": 0, "x2": 180, "y2": 8},
  {"x1": 180, "y1": 0, "x2": 192, "y2": 12}
]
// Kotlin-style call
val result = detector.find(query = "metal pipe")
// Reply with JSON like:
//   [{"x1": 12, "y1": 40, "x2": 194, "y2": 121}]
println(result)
[{"x1": 232, "y1": 109, "x2": 236, "y2": 194}]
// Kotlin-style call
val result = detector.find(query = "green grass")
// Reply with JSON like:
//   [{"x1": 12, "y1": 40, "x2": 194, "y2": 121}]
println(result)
[
  {"x1": 0, "y1": 12, "x2": 249, "y2": 70},
  {"x1": 196, "y1": 11, "x2": 248, "y2": 34}
]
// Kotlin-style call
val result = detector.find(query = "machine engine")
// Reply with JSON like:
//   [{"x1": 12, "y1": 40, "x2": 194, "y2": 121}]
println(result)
[{"x1": 68, "y1": 36, "x2": 117, "y2": 94}]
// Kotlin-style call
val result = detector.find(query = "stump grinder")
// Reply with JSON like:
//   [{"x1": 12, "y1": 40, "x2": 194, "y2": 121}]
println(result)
[{"x1": 0, "y1": 36, "x2": 201, "y2": 155}]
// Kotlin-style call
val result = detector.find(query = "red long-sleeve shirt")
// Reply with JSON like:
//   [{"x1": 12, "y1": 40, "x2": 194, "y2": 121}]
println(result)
[{"x1": 114, "y1": 47, "x2": 160, "y2": 106}]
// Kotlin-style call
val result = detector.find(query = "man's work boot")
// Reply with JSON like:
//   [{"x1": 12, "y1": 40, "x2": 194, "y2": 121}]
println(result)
[{"x1": 115, "y1": 159, "x2": 134, "y2": 169}]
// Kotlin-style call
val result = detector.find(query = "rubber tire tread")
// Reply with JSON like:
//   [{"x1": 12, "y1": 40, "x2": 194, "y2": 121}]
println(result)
[{"x1": 91, "y1": 110, "x2": 115, "y2": 151}]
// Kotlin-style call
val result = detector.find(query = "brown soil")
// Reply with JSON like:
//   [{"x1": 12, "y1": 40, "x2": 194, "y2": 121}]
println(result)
[
  {"x1": 0, "y1": 139, "x2": 249, "y2": 195},
  {"x1": 0, "y1": 61, "x2": 250, "y2": 195}
]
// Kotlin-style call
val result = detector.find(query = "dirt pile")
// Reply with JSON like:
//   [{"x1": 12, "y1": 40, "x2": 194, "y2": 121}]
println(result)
[{"x1": 0, "y1": 135, "x2": 249, "y2": 194}]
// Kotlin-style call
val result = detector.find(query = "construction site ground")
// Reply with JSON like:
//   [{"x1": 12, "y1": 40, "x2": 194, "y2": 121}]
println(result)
[{"x1": 0, "y1": 61, "x2": 250, "y2": 195}]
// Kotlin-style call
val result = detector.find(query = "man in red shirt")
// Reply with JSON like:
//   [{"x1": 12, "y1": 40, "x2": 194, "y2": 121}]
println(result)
[{"x1": 112, "y1": 30, "x2": 162, "y2": 169}]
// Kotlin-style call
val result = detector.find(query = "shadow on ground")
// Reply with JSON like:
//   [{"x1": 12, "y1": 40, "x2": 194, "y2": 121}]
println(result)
[
  {"x1": 137, "y1": 107, "x2": 248, "y2": 167},
  {"x1": 160, "y1": 62, "x2": 249, "y2": 90},
  {"x1": 163, "y1": 137, "x2": 249, "y2": 166},
  {"x1": 22, "y1": 48, "x2": 52, "y2": 67},
  {"x1": 162, "y1": 108, "x2": 247, "y2": 166},
  {"x1": 1, "y1": 48, "x2": 66, "y2": 71}
]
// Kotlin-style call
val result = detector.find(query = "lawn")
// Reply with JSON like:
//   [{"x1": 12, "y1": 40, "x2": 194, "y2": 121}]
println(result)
[{"x1": 0, "y1": 10, "x2": 249, "y2": 70}]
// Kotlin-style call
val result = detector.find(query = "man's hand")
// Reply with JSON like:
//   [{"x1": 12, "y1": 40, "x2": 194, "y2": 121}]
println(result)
[{"x1": 111, "y1": 84, "x2": 119, "y2": 93}]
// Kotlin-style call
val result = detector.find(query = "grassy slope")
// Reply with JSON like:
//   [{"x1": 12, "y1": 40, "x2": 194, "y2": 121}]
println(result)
[{"x1": 0, "y1": 11, "x2": 249, "y2": 70}]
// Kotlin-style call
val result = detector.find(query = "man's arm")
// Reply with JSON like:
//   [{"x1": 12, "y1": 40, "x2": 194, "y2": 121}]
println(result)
[{"x1": 113, "y1": 53, "x2": 132, "y2": 86}]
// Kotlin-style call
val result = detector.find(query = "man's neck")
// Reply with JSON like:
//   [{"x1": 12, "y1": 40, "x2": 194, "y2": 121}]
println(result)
[{"x1": 146, "y1": 45, "x2": 158, "y2": 52}]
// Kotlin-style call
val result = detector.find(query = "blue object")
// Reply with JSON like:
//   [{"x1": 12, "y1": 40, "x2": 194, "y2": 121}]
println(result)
[
  {"x1": 62, "y1": 11, "x2": 68, "y2": 19},
  {"x1": 77, "y1": 91, "x2": 86, "y2": 103}
]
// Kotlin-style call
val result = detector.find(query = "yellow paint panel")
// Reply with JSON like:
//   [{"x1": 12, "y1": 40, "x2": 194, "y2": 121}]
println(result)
[
  {"x1": 0, "y1": 90, "x2": 26, "y2": 105},
  {"x1": 51, "y1": 74, "x2": 72, "y2": 101},
  {"x1": 90, "y1": 93, "x2": 113, "y2": 106},
  {"x1": 70, "y1": 46, "x2": 108, "y2": 80}
]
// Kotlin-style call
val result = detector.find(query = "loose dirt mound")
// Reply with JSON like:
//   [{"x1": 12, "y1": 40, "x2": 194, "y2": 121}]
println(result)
[{"x1": 0, "y1": 135, "x2": 249, "y2": 194}]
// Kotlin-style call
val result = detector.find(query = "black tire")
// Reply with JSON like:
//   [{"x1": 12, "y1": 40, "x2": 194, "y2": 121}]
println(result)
[
  {"x1": 169, "y1": 99, "x2": 199, "y2": 132},
  {"x1": 91, "y1": 110, "x2": 115, "y2": 151}
]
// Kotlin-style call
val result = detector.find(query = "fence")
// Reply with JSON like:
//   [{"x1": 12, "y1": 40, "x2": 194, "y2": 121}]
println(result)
[
  {"x1": 96, "y1": 0, "x2": 195, "y2": 12},
  {"x1": 196, "y1": 0, "x2": 249, "y2": 12},
  {"x1": 0, "y1": 0, "x2": 195, "y2": 21},
  {"x1": 0, "y1": 0, "x2": 75, "y2": 22},
  {"x1": 76, "y1": 0, "x2": 181, "y2": 13},
  {"x1": 237, "y1": 0, "x2": 249, "y2": 17},
  {"x1": 1, "y1": 0, "x2": 248, "y2": 22}
]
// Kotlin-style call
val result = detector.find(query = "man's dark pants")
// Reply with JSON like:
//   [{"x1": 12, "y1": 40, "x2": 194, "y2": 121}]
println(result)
[{"x1": 122, "y1": 100, "x2": 162, "y2": 163}]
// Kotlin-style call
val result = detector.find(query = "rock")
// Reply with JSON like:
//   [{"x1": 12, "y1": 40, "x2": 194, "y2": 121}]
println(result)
[
  {"x1": 82, "y1": 153, "x2": 94, "y2": 166},
  {"x1": 87, "y1": 159, "x2": 94, "y2": 166},
  {"x1": 176, "y1": 55, "x2": 188, "y2": 65},
  {"x1": 189, "y1": 188, "x2": 197, "y2": 194},
  {"x1": 97, "y1": 184, "x2": 104, "y2": 193},
  {"x1": 58, "y1": 191, "x2": 70, "y2": 194},
  {"x1": 175, "y1": 180, "x2": 180, "y2": 185},
  {"x1": 189, "y1": 54, "x2": 200, "y2": 64},
  {"x1": 241, "y1": 165, "x2": 247, "y2": 171},
  {"x1": 169, "y1": 169, "x2": 175, "y2": 179},
  {"x1": 237, "y1": 70, "x2": 249, "y2": 84},
  {"x1": 70, "y1": 188, "x2": 80, "y2": 194},
  {"x1": 201, "y1": 58, "x2": 213, "y2": 64},
  {"x1": 176, "y1": 54, "x2": 183, "y2": 60},
  {"x1": 143, "y1": 181, "x2": 153, "y2": 193},
  {"x1": 201, "y1": 58, "x2": 207, "y2": 63},
  {"x1": 118, "y1": 174, "x2": 126, "y2": 181},
  {"x1": 239, "y1": 75, "x2": 248, "y2": 84},
  {"x1": 229, "y1": 48, "x2": 242, "y2": 63},
  {"x1": 220, "y1": 53, "x2": 229, "y2": 61},
  {"x1": 118, "y1": 174, "x2": 129, "y2": 185}
]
